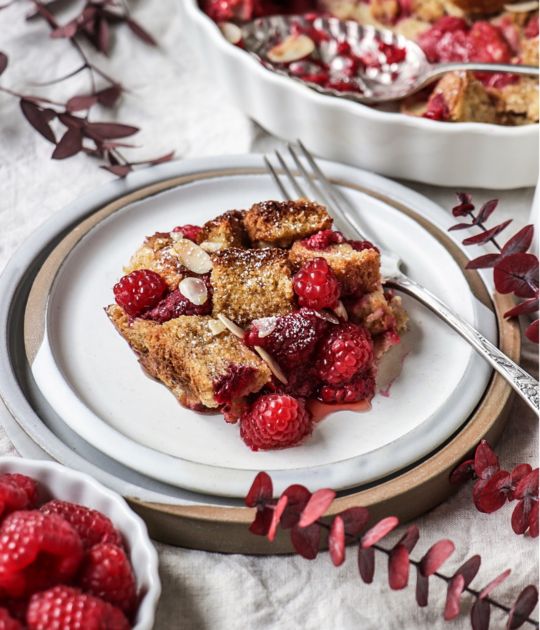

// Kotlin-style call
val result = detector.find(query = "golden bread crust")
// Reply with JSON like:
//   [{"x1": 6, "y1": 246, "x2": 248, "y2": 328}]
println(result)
[
  {"x1": 429, "y1": 71, "x2": 498, "y2": 123},
  {"x1": 196, "y1": 210, "x2": 249, "y2": 252}
]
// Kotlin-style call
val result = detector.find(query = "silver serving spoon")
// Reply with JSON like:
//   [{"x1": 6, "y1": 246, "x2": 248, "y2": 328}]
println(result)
[{"x1": 241, "y1": 15, "x2": 539, "y2": 104}]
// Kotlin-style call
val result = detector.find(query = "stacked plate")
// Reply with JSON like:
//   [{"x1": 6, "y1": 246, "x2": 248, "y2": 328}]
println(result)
[{"x1": 0, "y1": 155, "x2": 518, "y2": 552}]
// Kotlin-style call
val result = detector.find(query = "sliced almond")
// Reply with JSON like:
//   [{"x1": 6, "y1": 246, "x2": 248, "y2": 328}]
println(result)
[
  {"x1": 252, "y1": 317, "x2": 277, "y2": 338},
  {"x1": 172, "y1": 237, "x2": 213, "y2": 274},
  {"x1": 219, "y1": 21, "x2": 242, "y2": 45},
  {"x1": 179, "y1": 277, "x2": 208, "y2": 305},
  {"x1": 267, "y1": 34, "x2": 315, "y2": 64},
  {"x1": 217, "y1": 313, "x2": 245, "y2": 338},
  {"x1": 208, "y1": 319, "x2": 227, "y2": 336},
  {"x1": 200, "y1": 241, "x2": 223, "y2": 253},
  {"x1": 255, "y1": 346, "x2": 288, "y2": 384},
  {"x1": 333, "y1": 300, "x2": 349, "y2": 321},
  {"x1": 316, "y1": 310, "x2": 340, "y2": 325},
  {"x1": 503, "y1": 0, "x2": 538, "y2": 11}
]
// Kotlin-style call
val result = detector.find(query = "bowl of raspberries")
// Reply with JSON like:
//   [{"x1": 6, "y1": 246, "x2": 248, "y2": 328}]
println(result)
[{"x1": 0, "y1": 457, "x2": 160, "y2": 630}]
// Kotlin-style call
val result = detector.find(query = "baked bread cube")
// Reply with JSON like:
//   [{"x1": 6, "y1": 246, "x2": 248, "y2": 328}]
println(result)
[
  {"x1": 289, "y1": 240, "x2": 381, "y2": 296},
  {"x1": 211, "y1": 248, "x2": 296, "y2": 326},
  {"x1": 196, "y1": 209, "x2": 249, "y2": 253},
  {"x1": 123, "y1": 232, "x2": 194, "y2": 291},
  {"x1": 107, "y1": 305, "x2": 271, "y2": 409},
  {"x1": 244, "y1": 199, "x2": 333, "y2": 248},
  {"x1": 489, "y1": 76, "x2": 539, "y2": 124}
]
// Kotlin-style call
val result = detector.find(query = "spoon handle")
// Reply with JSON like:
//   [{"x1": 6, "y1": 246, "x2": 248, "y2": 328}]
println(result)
[{"x1": 421, "y1": 62, "x2": 539, "y2": 89}]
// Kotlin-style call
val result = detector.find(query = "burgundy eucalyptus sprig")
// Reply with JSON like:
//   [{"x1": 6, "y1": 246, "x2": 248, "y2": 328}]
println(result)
[
  {"x1": 451, "y1": 440, "x2": 539, "y2": 538},
  {"x1": 246, "y1": 472, "x2": 539, "y2": 630},
  {"x1": 0, "y1": 0, "x2": 173, "y2": 176},
  {"x1": 449, "y1": 193, "x2": 539, "y2": 344}
]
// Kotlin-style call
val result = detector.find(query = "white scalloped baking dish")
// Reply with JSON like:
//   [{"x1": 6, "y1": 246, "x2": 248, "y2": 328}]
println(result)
[{"x1": 175, "y1": 0, "x2": 539, "y2": 189}]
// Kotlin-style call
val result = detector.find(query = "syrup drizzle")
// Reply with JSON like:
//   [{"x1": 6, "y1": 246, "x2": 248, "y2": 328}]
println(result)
[{"x1": 307, "y1": 398, "x2": 371, "y2": 424}]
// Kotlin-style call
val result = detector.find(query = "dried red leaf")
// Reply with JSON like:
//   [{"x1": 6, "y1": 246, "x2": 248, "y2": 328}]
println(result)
[
  {"x1": 466, "y1": 254, "x2": 502, "y2": 270},
  {"x1": 52, "y1": 127, "x2": 83, "y2": 159},
  {"x1": 512, "y1": 499, "x2": 534, "y2": 535},
  {"x1": 360, "y1": 517, "x2": 399, "y2": 548},
  {"x1": 85, "y1": 122, "x2": 139, "y2": 139},
  {"x1": 474, "y1": 199, "x2": 498, "y2": 225},
  {"x1": 102, "y1": 165, "x2": 134, "y2": 179},
  {"x1": 502, "y1": 225, "x2": 535, "y2": 258},
  {"x1": 0, "y1": 52, "x2": 7, "y2": 76},
  {"x1": 245, "y1": 471, "x2": 273, "y2": 508},
  {"x1": 526, "y1": 320, "x2": 539, "y2": 344},
  {"x1": 98, "y1": 17, "x2": 109, "y2": 55},
  {"x1": 444, "y1": 573, "x2": 466, "y2": 620},
  {"x1": 20, "y1": 99, "x2": 56, "y2": 144},
  {"x1": 449, "y1": 223, "x2": 473, "y2": 231},
  {"x1": 494, "y1": 254, "x2": 539, "y2": 299},
  {"x1": 504, "y1": 299, "x2": 539, "y2": 319},
  {"x1": 395, "y1": 525, "x2": 420, "y2": 553},
  {"x1": 456, "y1": 555, "x2": 482, "y2": 587},
  {"x1": 147, "y1": 151, "x2": 175, "y2": 165},
  {"x1": 529, "y1": 501, "x2": 539, "y2": 538},
  {"x1": 290, "y1": 522, "x2": 320, "y2": 559},
  {"x1": 280, "y1": 485, "x2": 311, "y2": 530},
  {"x1": 29, "y1": 1, "x2": 58, "y2": 27},
  {"x1": 127, "y1": 19, "x2": 157, "y2": 46},
  {"x1": 450, "y1": 459, "x2": 477, "y2": 484},
  {"x1": 50, "y1": 19, "x2": 78, "y2": 39},
  {"x1": 479, "y1": 569, "x2": 511, "y2": 599},
  {"x1": 388, "y1": 544, "x2": 409, "y2": 590},
  {"x1": 478, "y1": 470, "x2": 511, "y2": 513},
  {"x1": 358, "y1": 546, "x2": 375, "y2": 584},
  {"x1": 97, "y1": 86, "x2": 122, "y2": 106},
  {"x1": 475, "y1": 440, "x2": 500, "y2": 480},
  {"x1": 268, "y1": 494, "x2": 288, "y2": 542},
  {"x1": 419, "y1": 539, "x2": 454, "y2": 577},
  {"x1": 298, "y1": 488, "x2": 336, "y2": 527},
  {"x1": 453, "y1": 204, "x2": 475, "y2": 217},
  {"x1": 66, "y1": 94, "x2": 99, "y2": 112},
  {"x1": 456, "y1": 192, "x2": 473, "y2": 206},
  {"x1": 471, "y1": 598, "x2": 490, "y2": 630},
  {"x1": 473, "y1": 479, "x2": 489, "y2": 513},
  {"x1": 248, "y1": 505, "x2": 274, "y2": 536},
  {"x1": 58, "y1": 113, "x2": 86, "y2": 129},
  {"x1": 514, "y1": 468, "x2": 539, "y2": 501},
  {"x1": 507, "y1": 585, "x2": 539, "y2": 629},
  {"x1": 416, "y1": 569, "x2": 429, "y2": 607},
  {"x1": 508, "y1": 464, "x2": 533, "y2": 501},
  {"x1": 463, "y1": 220, "x2": 512, "y2": 246},
  {"x1": 328, "y1": 516, "x2": 345, "y2": 567},
  {"x1": 339, "y1": 506, "x2": 369, "y2": 536}
]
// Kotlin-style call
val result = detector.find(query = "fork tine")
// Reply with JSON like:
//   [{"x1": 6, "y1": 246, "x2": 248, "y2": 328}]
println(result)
[
  {"x1": 264, "y1": 156, "x2": 292, "y2": 201},
  {"x1": 287, "y1": 143, "x2": 327, "y2": 204},
  {"x1": 274, "y1": 150, "x2": 306, "y2": 199}
]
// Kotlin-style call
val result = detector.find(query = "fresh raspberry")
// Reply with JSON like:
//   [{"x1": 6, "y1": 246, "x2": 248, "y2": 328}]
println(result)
[
  {"x1": 26, "y1": 586, "x2": 130, "y2": 630},
  {"x1": 243, "y1": 308, "x2": 328, "y2": 372},
  {"x1": 240, "y1": 395, "x2": 312, "y2": 451},
  {"x1": 76, "y1": 544, "x2": 137, "y2": 615},
  {"x1": 113, "y1": 269, "x2": 167, "y2": 318},
  {"x1": 0, "y1": 511, "x2": 83, "y2": 598},
  {"x1": 0, "y1": 479, "x2": 31, "y2": 521},
  {"x1": 39, "y1": 501, "x2": 123, "y2": 551},
  {"x1": 293, "y1": 258, "x2": 340, "y2": 311},
  {"x1": 0, "y1": 599, "x2": 27, "y2": 624},
  {"x1": 423, "y1": 93, "x2": 450, "y2": 122},
  {"x1": 0, "y1": 608, "x2": 24, "y2": 630},
  {"x1": 302, "y1": 230, "x2": 344, "y2": 251},
  {"x1": 1, "y1": 476, "x2": 38, "y2": 512},
  {"x1": 141, "y1": 275, "x2": 212, "y2": 323},
  {"x1": 348, "y1": 240, "x2": 379, "y2": 253},
  {"x1": 525, "y1": 16, "x2": 539, "y2": 39},
  {"x1": 172, "y1": 225, "x2": 201, "y2": 242},
  {"x1": 316, "y1": 322, "x2": 374, "y2": 385},
  {"x1": 318, "y1": 371, "x2": 376, "y2": 404}
]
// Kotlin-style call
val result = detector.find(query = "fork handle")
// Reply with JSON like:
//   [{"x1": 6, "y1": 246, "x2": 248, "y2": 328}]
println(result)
[{"x1": 386, "y1": 272, "x2": 539, "y2": 414}]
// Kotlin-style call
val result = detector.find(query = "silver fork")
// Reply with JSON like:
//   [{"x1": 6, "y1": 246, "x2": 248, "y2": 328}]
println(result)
[{"x1": 264, "y1": 141, "x2": 539, "y2": 413}]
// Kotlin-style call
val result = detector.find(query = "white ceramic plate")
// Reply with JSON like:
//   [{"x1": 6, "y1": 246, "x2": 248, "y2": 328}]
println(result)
[
  {"x1": 175, "y1": 0, "x2": 538, "y2": 189},
  {"x1": 28, "y1": 155, "x2": 495, "y2": 497}
]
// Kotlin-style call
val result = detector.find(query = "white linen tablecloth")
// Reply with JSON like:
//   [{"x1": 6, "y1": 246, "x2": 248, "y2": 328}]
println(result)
[{"x1": 0, "y1": 1, "x2": 538, "y2": 628}]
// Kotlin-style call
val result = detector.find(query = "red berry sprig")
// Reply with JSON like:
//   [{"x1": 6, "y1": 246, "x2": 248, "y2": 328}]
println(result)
[
  {"x1": 246, "y1": 471, "x2": 539, "y2": 630},
  {"x1": 451, "y1": 440, "x2": 539, "y2": 538},
  {"x1": 449, "y1": 193, "x2": 539, "y2": 343}
]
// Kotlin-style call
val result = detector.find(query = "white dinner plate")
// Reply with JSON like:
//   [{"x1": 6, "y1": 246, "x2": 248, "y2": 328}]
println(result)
[{"x1": 28, "y1": 155, "x2": 495, "y2": 497}]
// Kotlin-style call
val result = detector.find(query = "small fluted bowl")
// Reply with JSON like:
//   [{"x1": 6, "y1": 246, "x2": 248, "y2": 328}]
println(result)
[{"x1": 0, "y1": 457, "x2": 161, "y2": 630}]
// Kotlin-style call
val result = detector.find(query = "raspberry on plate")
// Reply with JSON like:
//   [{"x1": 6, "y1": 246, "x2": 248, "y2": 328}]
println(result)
[
  {"x1": 316, "y1": 322, "x2": 375, "y2": 385},
  {"x1": 243, "y1": 308, "x2": 329, "y2": 373},
  {"x1": 113, "y1": 269, "x2": 168, "y2": 318},
  {"x1": 40, "y1": 501, "x2": 123, "y2": 551},
  {"x1": 0, "y1": 511, "x2": 83, "y2": 598},
  {"x1": 172, "y1": 224, "x2": 201, "y2": 242},
  {"x1": 0, "y1": 477, "x2": 33, "y2": 520},
  {"x1": 302, "y1": 230, "x2": 345, "y2": 251},
  {"x1": 76, "y1": 544, "x2": 137, "y2": 615},
  {"x1": 141, "y1": 275, "x2": 213, "y2": 323},
  {"x1": 293, "y1": 258, "x2": 340, "y2": 311},
  {"x1": 318, "y1": 371, "x2": 376, "y2": 404},
  {"x1": 0, "y1": 608, "x2": 25, "y2": 630},
  {"x1": 26, "y1": 586, "x2": 130, "y2": 630},
  {"x1": 240, "y1": 394, "x2": 313, "y2": 451}
]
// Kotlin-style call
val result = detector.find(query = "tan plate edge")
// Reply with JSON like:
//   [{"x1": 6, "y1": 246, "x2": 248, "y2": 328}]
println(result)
[{"x1": 22, "y1": 169, "x2": 519, "y2": 553}]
